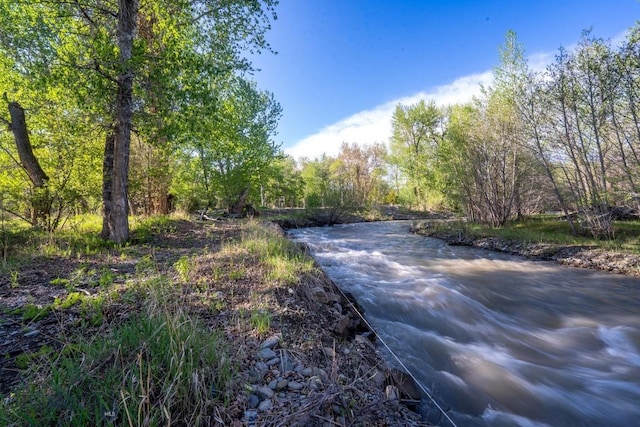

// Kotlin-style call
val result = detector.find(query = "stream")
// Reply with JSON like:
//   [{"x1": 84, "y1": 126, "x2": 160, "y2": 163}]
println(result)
[{"x1": 288, "y1": 221, "x2": 640, "y2": 427}]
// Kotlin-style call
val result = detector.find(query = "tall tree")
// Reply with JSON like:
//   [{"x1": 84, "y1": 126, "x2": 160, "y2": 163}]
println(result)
[
  {"x1": 0, "y1": 0, "x2": 279, "y2": 242},
  {"x1": 389, "y1": 100, "x2": 444, "y2": 209}
]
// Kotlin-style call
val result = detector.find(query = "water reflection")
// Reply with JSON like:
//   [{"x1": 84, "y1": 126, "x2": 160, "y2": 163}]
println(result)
[{"x1": 289, "y1": 221, "x2": 640, "y2": 427}]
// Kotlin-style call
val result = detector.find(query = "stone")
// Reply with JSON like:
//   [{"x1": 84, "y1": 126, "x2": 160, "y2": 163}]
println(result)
[
  {"x1": 279, "y1": 351, "x2": 295, "y2": 372},
  {"x1": 308, "y1": 376, "x2": 323, "y2": 391},
  {"x1": 390, "y1": 368, "x2": 421, "y2": 400},
  {"x1": 257, "y1": 348, "x2": 277, "y2": 360},
  {"x1": 266, "y1": 357, "x2": 280, "y2": 367},
  {"x1": 313, "y1": 368, "x2": 329, "y2": 383},
  {"x1": 258, "y1": 398, "x2": 272, "y2": 412},
  {"x1": 323, "y1": 347, "x2": 336, "y2": 358},
  {"x1": 287, "y1": 380, "x2": 304, "y2": 391},
  {"x1": 248, "y1": 394, "x2": 260, "y2": 409},
  {"x1": 385, "y1": 385, "x2": 400, "y2": 408},
  {"x1": 333, "y1": 314, "x2": 351, "y2": 335},
  {"x1": 300, "y1": 367, "x2": 313, "y2": 377},
  {"x1": 244, "y1": 410, "x2": 258, "y2": 424},
  {"x1": 256, "y1": 386, "x2": 274, "y2": 399},
  {"x1": 268, "y1": 379, "x2": 277, "y2": 390},
  {"x1": 260, "y1": 334, "x2": 281, "y2": 349},
  {"x1": 276, "y1": 379, "x2": 288, "y2": 391}
]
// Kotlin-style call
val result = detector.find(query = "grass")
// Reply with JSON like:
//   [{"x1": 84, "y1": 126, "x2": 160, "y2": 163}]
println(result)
[
  {"x1": 427, "y1": 216, "x2": 640, "y2": 253},
  {"x1": 0, "y1": 215, "x2": 322, "y2": 426},
  {"x1": 1, "y1": 272, "x2": 234, "y2": 427}
]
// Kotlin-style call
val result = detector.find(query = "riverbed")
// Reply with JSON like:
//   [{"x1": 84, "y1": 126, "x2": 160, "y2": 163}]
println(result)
[{"x1": 288, "y1": 221, "x2": 640, "y2": 427}]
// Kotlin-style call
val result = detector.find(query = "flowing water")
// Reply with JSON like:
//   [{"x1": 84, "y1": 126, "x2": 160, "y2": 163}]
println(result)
[{"x1": 288, "y1": 221, "x2": 640, "y2": 427}]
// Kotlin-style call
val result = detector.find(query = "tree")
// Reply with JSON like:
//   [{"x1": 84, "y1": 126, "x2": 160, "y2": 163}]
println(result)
[
  {"x1": 181, "y1": 77, "x2": 282, "y2": 212},
  {"x1": 0, "y1": 0, "x2": 279, "y2": 242},
  {"x1": 439, "y1": 31, "x2": 539, "y2": 226},
  {"x1": 389, "y1": 100, "x2": 445, "y2": 209},
  {"x1": 333, "y1": 142, "x2": 387, "y2": 207}
]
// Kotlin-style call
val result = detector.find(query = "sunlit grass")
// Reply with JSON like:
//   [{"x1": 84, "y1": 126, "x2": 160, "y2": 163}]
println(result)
[
  {"x1": 241, "y1": 220, "x2": 316, "y2": 284},
  {"x1": 431, "y1": 216, "x2": 640, "y2": 253},
  {"x1": 1, "y1": 271, "x2": 235, "y2": 427}
]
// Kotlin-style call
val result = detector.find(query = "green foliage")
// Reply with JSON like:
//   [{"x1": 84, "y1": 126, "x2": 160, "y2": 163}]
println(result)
[
  {"x1": 389, "y1": 99, "x2": 446, "y2": 210},
  {"x1": 249, "y1": 308, "x2": 271, "y2": 335},
  {"x1": 0, "y1": 0, "x2": 280, "y2": 241},
  {"x1": 174, "y1": 255, "x2": 193, "y2": 283},
  {"x1": 20, "y1": 303, "x2": 50, "y2": 322},
  {"x1": 1, "y1": 307, "x2": 234, "y2": 426}
]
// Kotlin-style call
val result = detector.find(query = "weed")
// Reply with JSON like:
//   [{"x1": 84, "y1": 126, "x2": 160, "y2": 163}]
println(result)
[
  {"x1": 174, "y1": 255, "x2": 193, "y2": 283},
  {"x1": 9, "y1": 270, "x2": 19, "y2": 288},
  {"x1": 229, "y1": 266, "x2": 246, "y2": 280},
  {"x1": 53, "y1": 292, "x2": 84, "y2": 310},
  {"x1": 49, "y1": 277, "x2": 70, "y2": 288},
  {"x1": 15, "y1": 345, "x2": 54, "y2": 370},
  {"x1": 1, "y1": 287, "x2": 235, "y2": 426},
  {"x1": 98, "y1": 268, "x2": 116, "y2": 288},
  {"x1": 250, "y1": 309, "x2": 271, "y2": 335},
  {"x1": 135, "y1": 254, "x2": 156, "y2": 275},
  {"x1": 21, "y1": 303, "x2": 50, "y2": 321}
]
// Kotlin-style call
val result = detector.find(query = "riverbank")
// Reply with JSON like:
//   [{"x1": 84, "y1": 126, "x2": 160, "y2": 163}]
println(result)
[
  {"x1": 0, "y1": 218, "x2": 427, "y2": 426},
  {"x1": 410, "y1": 220, "x2": 640, "y2": 277}
]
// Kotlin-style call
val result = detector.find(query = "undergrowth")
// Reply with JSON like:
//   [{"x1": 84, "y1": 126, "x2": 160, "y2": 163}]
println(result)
[{"x1": 1, "y1": 277, "x2": 234, "y2": 426}]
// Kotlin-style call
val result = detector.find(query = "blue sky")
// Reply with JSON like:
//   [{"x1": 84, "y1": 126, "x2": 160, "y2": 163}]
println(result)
[{"x1": 250, "y1": 0, "x2": 640, "y2": 159}]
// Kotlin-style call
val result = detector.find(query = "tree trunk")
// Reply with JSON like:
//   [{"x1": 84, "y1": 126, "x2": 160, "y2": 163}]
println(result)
[
  {"x1": 106, "y1": 0, "x2": 139, "y2": 244},
  {"x1": 229, "y1": 187, "x2": 250, "y2": 215},
  {"x1": 101, "y1": 130, "x2": 115, "y2": 238},
  {"x1": 5, "y1": 100, "x2": 49, "y2": 224},
  {"x1": 7, "y1": 101, "x2": 49, "y2": 188}
]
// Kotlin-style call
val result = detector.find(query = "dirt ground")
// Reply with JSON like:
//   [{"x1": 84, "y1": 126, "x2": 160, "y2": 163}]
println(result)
[{"x1": 0, "y1": 218, "x2": 431, "y2": 426}]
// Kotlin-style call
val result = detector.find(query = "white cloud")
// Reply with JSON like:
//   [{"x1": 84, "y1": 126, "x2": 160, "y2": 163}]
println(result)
[{"x1": 284, "y1": 70, "x2": 493, "y2": 160}]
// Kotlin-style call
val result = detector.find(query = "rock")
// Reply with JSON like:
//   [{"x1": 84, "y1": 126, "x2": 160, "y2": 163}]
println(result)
[
  {"x1": 325, "y1": 292, "x2": 340, "y2": 303},
  {"x1": 247, "y1": 367, "x2": 265, "y2": 383},
  {"x1": 248, "y1": 393, "x2": 260, "y2": 409},
  {"x1": 308, "y1": 376, "x2": 323, "y2": 391},
  {"x1": 300, "y1": 367, "x2": 313, "y2": 377},
  {"x1": 385, "y1": 385, "x2": 400, "y2": 408},
  {"x1": 333, "y1": 314, "x2": 351, "y2": 335},
  {"x1": 244, "y1": 409, "x2": 258, "y2": 424},
  {"x1": 313, "y1": 368, "x2": 329, "y2": 383},
  {"x1": 266, "y1": 357, "x2": 280, "y2": 367},
  {"x1": 354, "y1": 334, "x2": 373, "y2": 348},
  {"x1": 258, "y1": 398, "x2": 272, "y2": 412},
  {"x1": 279, "y1": 351, "x2": 295, "y2": 372},
  {"x1": 287, "y1": 381, "x2": 304, "y2": 391},
  {"x1": 323, "y1": 347, "x2": 336, "y2": 358},
  {"x1": 23, "y1": 329, "x2": 40, "y2": 337},
  {"x1": 276, "y1": 379, "x2": 288, "y2": 391},
  {"x1": 260, "y1": 334, "x2": 281, "y2": 349},
  {"x1": 305, "y1": 286, "x2": 330, "y2": 304},
  {"x1": 268, "y1": 379, "x2": 277, "y2": 390},
  {"x1": 370, "y1": 369, "x2": 385, "y2": 387},
  {"x1": 257, "y1": 348, "x2": 277, "y2": 360},
  {"x1": 256, "y1": 386, "x2": 274, "y2": 399},
  {"x1": 389, "y1": 369, "x2": 421, "y2": 401}
]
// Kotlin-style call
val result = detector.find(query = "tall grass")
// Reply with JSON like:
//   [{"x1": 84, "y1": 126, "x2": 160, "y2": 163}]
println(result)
[
  {"x1": 240, "y1": 220, "x2": 315, "y2": 284},
  {"x1": 1, "y1": 274, "x2": 234, "y2": 426}
]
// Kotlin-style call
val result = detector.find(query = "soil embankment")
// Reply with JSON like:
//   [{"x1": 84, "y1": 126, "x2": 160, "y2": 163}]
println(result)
[{"x1": 410, "y1": 221, "x2": 640, "y2": 277}]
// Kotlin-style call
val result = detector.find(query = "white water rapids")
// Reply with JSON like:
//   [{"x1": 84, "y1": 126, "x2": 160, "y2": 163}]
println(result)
[{"x1": 288, "y1": 221, "x2": 640, "y2": 427}]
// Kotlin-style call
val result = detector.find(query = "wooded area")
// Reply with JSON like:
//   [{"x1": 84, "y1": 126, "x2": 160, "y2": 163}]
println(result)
[{"x1": 1, "y1": 1, "x2": 639, "y2": 242}]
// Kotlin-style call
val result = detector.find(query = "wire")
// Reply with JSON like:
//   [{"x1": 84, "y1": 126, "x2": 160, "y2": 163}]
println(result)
[{"x1": 330, "y1": 278, "x2": 459, "y2": 427}]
